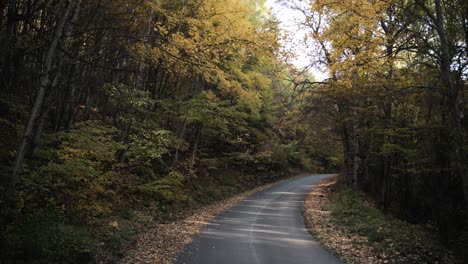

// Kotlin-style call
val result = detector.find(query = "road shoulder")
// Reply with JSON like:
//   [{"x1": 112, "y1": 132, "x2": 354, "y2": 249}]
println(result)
[
  {"x1": 121, "y1": 180, "x2": 281, "y2": 264},
  {"x1": 304, "y1": 176, "x2": 457, "y2": 264}
]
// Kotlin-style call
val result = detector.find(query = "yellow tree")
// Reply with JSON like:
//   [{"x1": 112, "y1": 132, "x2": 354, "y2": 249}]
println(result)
[
  {"x1": 129, "y1": 0, "x2": 281, "y2": 166},
  {"x1": 135, "y1": 0, "x2": 278, "y2": 100},
  {"x1": 295, "y1": 0, "x2": 422, "y2": 192}
]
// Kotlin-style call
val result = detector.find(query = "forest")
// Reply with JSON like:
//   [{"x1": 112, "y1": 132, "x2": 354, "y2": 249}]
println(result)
[{"x1": 0, "y1": 0, "x2": 466, "y2": 263}]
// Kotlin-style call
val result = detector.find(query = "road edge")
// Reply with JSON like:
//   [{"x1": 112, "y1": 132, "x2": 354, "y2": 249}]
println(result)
[{"x1": 121, "y1": 173, "x2": 309, "y2": 264}]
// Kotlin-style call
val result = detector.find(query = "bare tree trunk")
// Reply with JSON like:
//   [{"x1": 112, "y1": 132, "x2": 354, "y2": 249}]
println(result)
[
  {"x1": 431, "y1": 0, "x2": 468, "y2": 209},
  {"x1": 11, "y1": 0, "x2": 73, "y2": 186},
  {"x1": 136, "y1": 9, "x2": 153, "y2": 89},
  {"x1": 414, "y1": 2, "x2": 466, "y2": 203},
  {"x1": 191, "y1": 124, "x2": 201, "y2": 167},
  {"x1": 340, "y1": 127, "x2": 353, "y2": 184},
  {"x1": 173, "y1": 120, "x2": 187, "y2": 165},
  {"x1": 69, "y1": 67, "x2": 88, "y2": 127},
  {"x1": 351, "y1": 114, "x2": 360, "y2": 188},
  {"x1": 62, "y1": 64, "x2": 76, "y2": 129},
  {"x1": 0, "y1": 0, "x2": 17, "y2": 90},
  {"x1": 463, "y1": 0, "x2": 468, "y2": 58},
  {"x1": 6, "y1": 0, "x2": 17, "y2": 35},
  {"x1": 29, "y1": 111, "x2": 47, "y2": 157}
]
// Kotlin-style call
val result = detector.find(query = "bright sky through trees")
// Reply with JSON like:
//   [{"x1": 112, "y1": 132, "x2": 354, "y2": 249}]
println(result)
[
  {"x1": 266, "y1": 0, "x2": 328, "y2": 81},
  {"x1": 1, "y1": 0, "x2": 467, "y2": 262}
]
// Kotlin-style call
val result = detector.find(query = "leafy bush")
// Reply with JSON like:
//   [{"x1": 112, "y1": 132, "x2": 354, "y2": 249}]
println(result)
[
  {"x1": 0, "y1": 117, "x2": 20, "y2": 163},
  {"x1": 136, "y1": 171, "x2": 186, "y2": 203},
  {"x1": 101, "y1": 83, "x2": 154, "y2": 128},
  {"x1": 219, "y1": 174, "x2": 237, "y2": 187},
  {"x1": 0, "y1": 208, "x2": 99, "y2": 263},
  {"x1": 19, "y1": 121, "x2": 122, "y2": 220},
  {"x1": 331, "y1": 185, "x2": 453, "y2": 263},
  {"x1": 124, "y1": 129, "x2": 171, "y2": 166}
]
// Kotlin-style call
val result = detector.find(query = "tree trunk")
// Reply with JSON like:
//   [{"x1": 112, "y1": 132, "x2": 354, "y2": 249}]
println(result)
[
  {"x1": 136, "y1": 9, "x2": 153, "y2": 89},
  {"x1": 61, "y1": 64, "x2": 76, "y2": 129},
  {"x1": 340, "y1": 127, "x2": 353, "y2": 184},
  {"x1": 83, "y1": 85, "x2": 91, "y2": 120},
  {"x1": 191, "y1": 124, "x2": 202, "y2": 167},
  {"x1": 433, "y1": 0, "x2": 468, "y2": 210},
  {"x1": 7, "y1": 0, "x2": 17, "y2": 35},
  {"x1": 29, "y1": 111, "x2": 47, "y2": 157},
  {"x1": 0, "y1": 0, "x2": 17, "y2": 91},
  {"x1": 0, "y1": 0, "x2": 7, "y2": 27},
  {"x1": 173, "y1": 120, "x2": 187, "y2": 165},
  {"x1": 351, "y1": 115, "x2": 360, "y2": 188},
  {"x1": 11, "y1": 0, "x2": 73, "y2": 186}
]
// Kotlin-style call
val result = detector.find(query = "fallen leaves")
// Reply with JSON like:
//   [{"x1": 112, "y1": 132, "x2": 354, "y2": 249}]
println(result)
[
  {"x1": 121, "y1": 182, "x2": 276, "y2": 264},
  {"x1": 304, "y1": 177, "x2": 458, "y2": 264},
  {"x1": 304, "y1": 177, "x2": 388, "y2": 263}
]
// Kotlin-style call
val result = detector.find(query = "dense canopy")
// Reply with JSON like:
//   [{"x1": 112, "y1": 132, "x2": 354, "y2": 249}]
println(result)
[{"x1": 0, "y1": 0, "x2": 466, "y2": 262}]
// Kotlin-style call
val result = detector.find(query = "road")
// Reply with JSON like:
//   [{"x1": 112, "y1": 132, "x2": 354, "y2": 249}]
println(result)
[{"x1": 176, "y1": 174, "x2": 343, "y2": 264}]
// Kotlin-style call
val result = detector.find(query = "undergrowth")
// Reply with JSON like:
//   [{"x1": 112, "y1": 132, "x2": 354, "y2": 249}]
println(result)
[{"x1": 330, "y1": 184, "x2": 456, "y2": 263}]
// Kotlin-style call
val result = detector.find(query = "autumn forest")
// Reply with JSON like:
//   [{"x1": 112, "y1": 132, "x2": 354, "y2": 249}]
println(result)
[{"x1": 0, "y1": 0, "x2": 466, "y2": 263}]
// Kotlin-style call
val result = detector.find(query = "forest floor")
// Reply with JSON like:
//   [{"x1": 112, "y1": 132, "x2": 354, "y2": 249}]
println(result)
[
  {"x1": 120, "y1": 177, "x2": 297, "y2": 264},
  {"x1": 304, "y1": 177, "x2": 459, "y2": 264}
]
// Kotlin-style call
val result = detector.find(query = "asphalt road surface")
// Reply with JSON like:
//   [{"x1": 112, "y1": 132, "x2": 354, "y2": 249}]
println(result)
[{"x1": 176, "y1": 174, "x2": 344, "y2": 264}]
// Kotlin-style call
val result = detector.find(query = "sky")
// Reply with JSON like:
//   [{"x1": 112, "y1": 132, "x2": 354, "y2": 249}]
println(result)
[{"x1": 265, "y1": 0, "x2": 328, "y2": 81}]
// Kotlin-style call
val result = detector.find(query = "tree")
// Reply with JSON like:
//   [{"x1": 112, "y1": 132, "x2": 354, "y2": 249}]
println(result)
[
  {"x1": 289, "y1": 0, "x2": 467, "y2": 256},
  {"x1": 12, "y1": 0, "x2": 83, "y2": 185}
]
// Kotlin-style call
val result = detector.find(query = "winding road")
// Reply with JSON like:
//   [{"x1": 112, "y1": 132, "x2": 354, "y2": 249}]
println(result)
[{"x1": 176, "y1": 174, "x2": 343, "y2": 264}]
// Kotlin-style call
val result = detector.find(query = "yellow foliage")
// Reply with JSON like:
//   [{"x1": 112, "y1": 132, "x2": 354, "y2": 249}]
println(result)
[{"x1": 132, "y1": 0, "x2": 278, "y2": 102}]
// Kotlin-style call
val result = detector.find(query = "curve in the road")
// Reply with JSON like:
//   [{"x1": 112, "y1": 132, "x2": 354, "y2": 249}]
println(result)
[{"x1": 176, "y1": 174, "x2": 344, "y2": 264}]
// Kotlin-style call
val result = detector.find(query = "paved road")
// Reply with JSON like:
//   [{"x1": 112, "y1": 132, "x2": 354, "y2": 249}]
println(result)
[{"x1": 176, "y1": 174, "x2": 343, "y2": 264}]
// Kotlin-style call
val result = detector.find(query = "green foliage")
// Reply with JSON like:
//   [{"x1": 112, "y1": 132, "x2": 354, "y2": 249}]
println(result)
[
  {"x1": 219, "y1": 174, "x2": 237, "y2": 187},
  {"x1": 101, "y1": 83, "x2": 153, "y2": 127},
  {"x1": 331, "y1": 185, "x2": 453, "y2": 263},
  {"x1": 0, "y1": 117, "x2": 19, "y2": 163},
  {"x1": 124, "y1": 129, "x2": 171, "y2": 166},
  {"x1": 0, "y1": 0, "x2": 339, "y2": 262},
  {"x1": 158, "y1": 91, "x2": 249, "y2": 138},
  {"x1": 271, "y1": 141, "x2": 299, "y2": 168},
  {"x1": 57, "y1": 121, "x2": 123, "y2": 166},
  {"x1": 0, "y1": 96, "x2": 28, "y2": 170},
  {"x1": 0, "y1": 96, "x2": 29, "y2": 122},
  {"x1": 20, "y1": 121, "x2": 122, "y2": 219},
  {"x1": 0, "y1": 208, "x2": 99, "y2": 263},
  {"x1": 136, "y1": 171, "x2": 185, "y2": 203},
  {"x1": 205, "y1": 185, "x2": 223, "y2": 201},
  {"x1": 300, "y1": 0, "x2": 467, "y2": 258}
]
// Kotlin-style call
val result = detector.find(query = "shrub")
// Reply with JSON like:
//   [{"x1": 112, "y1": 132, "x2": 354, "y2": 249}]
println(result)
[
  {"x1": 19, "y1": 121, "x2": 122, "y2": 220},
  {"x1": 136, "y1": 171, "x2": 186, "y2": 204},
  {"x1": 330, "y1": 184, "x2": 452, "y2": 263},
  {"x1": 0, "y1": 208, "x2": 99, "y2": 263}
]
